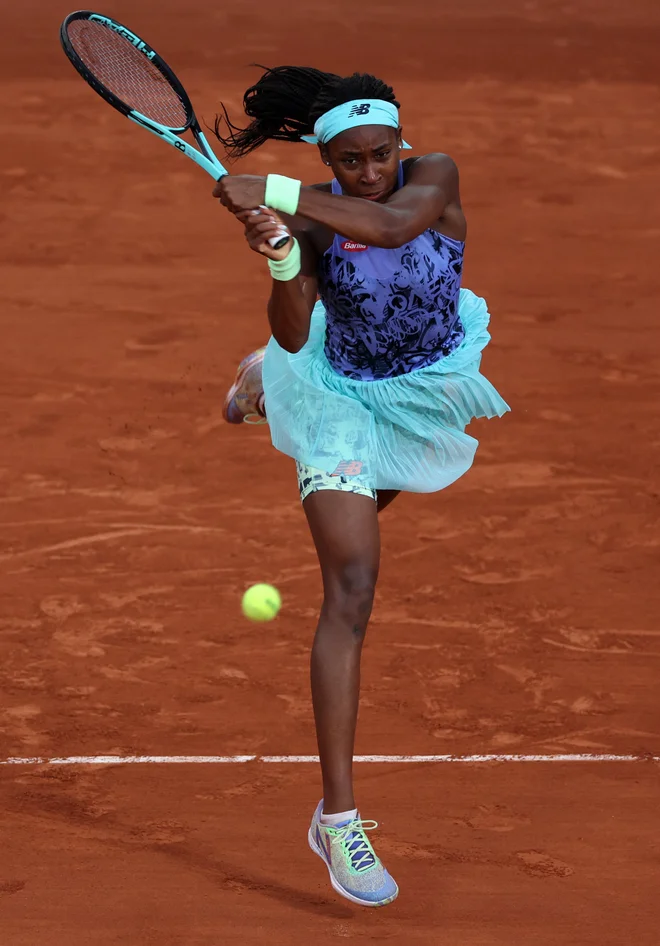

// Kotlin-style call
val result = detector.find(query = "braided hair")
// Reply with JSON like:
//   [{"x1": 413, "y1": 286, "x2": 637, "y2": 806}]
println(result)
[{"x1": 214, "y1": 65, "x2": 400, "y2": 159}]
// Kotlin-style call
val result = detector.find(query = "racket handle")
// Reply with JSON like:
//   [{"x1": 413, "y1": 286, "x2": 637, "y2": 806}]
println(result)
[
  {"x1": 270, "y1": 234, "x2": 290, "y2": 250},
  {"x1": 252, "y1": 210, "x2": 290, "y2": 251}
]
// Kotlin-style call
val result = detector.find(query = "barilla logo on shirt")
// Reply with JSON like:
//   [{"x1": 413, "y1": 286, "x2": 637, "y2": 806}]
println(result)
[{"x1": 341, "y1": 241, "x2": 368, "y2": 252}]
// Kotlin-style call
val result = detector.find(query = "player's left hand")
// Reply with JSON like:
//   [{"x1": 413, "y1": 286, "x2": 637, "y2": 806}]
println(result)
[
  {"x1": 235, "y1": 208, "x2": 292, "y2": 261},
  {"x1": 214, "y1": 175, "x2": 266, "y2": 213}
]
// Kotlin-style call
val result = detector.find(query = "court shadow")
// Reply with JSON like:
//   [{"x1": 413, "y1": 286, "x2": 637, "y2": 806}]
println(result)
[{"x1": 158, "y1": 840, "x2": 355, "y2": 919}]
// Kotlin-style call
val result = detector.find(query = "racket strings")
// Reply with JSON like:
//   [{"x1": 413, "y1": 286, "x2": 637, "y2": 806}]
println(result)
[{"x1": 67, "y1": 19, "x2": 189, "y2": 129}]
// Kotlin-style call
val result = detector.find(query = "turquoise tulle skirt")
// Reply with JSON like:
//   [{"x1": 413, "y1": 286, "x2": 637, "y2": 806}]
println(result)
[{"x1": 262, "y1": 288, "x2": 510, "y2": 493}]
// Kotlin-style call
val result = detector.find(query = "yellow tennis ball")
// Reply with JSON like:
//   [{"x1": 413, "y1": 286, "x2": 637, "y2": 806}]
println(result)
[{"x1": 241, "y1": 583, "x2": 281, "y2": 622}]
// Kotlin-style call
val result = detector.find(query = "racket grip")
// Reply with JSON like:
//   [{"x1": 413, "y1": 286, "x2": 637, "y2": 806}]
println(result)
[
  {"x1": 270, "y1": 234, "x2": 290, "y2": 251},
  {"x1": 250, "y1": 208, "x2": 290, "y2": 251}
]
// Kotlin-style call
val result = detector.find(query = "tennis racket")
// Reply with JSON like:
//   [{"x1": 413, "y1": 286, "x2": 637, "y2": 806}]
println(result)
[{"x1": 60, "y1": 10, "x2": 289, "y2": 250}]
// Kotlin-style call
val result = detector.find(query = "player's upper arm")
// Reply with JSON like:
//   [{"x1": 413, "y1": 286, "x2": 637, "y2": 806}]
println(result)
[
  {"x1": 386, "y1": 153, "x2": 460, "y2": 244},
  {"x1": 401, "y1": 153, "x2": 459, "y2": 204}
]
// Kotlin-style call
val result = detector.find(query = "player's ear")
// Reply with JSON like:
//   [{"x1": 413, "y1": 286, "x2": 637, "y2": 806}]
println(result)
[{"x1": 319, "y1": 144, "x2": 331, "y2": 167}]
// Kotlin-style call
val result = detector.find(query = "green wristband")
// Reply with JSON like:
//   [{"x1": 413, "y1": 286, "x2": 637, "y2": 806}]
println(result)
[
  {"x1": 267, "y1": 238, "x2": 301, "y2": 282},
  {"x1": 264, "y1": 174, "x2": 301, "y2": 216}
]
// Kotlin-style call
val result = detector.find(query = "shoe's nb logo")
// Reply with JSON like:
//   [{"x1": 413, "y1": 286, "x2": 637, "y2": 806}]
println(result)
[
  {"x1": 341, "y1": 241, "x2": 368, "y2": 252},
  {"x1": 349, "y1": 103, "x2": 371, "y2": 117}
]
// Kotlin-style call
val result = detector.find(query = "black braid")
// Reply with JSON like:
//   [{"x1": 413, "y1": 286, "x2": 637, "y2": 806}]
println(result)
[{"x1": 214, "y1": 66, "x2": 400, "y2": 159}]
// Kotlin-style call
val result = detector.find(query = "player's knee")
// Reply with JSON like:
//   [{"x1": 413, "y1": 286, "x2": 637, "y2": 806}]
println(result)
[{"x1": 327, "y1": 561, "x2": 378, "y2": 620}]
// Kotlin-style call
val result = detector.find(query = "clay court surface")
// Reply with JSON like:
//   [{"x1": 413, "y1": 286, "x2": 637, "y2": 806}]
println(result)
[{"x1": 1, "y1": 0, "x2": 659, "y2": 942}]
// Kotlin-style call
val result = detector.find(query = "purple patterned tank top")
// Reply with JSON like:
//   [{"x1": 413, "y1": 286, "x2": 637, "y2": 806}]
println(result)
[{"x1": 317, "y1": 162, "x2": 465, "y2": 381}]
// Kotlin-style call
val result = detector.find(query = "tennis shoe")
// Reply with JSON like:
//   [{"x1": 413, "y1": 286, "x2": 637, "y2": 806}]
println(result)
[
  {"x1": 308, "y1": 799, "x2": 399, "y2": 907},
  {"x1": 223, "y1": 347, "x2": 266, "y2": 424}
]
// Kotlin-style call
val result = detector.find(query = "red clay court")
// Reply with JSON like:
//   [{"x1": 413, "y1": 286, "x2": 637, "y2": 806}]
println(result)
[{"x1": 1, "y1": 1, "x2": 659, "y2": 943}]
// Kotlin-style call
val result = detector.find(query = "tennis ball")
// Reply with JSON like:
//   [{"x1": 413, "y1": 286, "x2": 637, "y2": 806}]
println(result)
[{"x1": 241, "y1": 583, "x2": 281, "y2": 622}]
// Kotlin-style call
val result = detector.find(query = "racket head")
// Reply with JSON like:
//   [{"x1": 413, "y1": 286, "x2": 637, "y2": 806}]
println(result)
[{"x1": 60, "y1": 11, "x2": 193, "y2": 133}]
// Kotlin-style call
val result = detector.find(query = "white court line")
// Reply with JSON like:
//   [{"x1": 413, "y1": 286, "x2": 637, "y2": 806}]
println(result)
[{"x1": 0, "y1": 753, "x2": 658, "y2": 766}]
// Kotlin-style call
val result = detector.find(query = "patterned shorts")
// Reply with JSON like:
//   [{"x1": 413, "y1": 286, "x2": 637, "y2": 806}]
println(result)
[{"x1": 296, "y1": 461, "x2": 377, "y2": 504}]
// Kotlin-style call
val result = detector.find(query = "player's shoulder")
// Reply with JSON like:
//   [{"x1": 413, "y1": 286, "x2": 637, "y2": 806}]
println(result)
[
  {"x1": 403, "y1": 153, "x2": 458, "y2": 177},
  {"x1": 403, "y1": 154, "x2": 460, "y2": 200}
]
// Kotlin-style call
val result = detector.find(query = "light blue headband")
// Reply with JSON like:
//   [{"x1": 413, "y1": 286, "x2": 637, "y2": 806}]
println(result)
[{"x1": 301, "y1": 99, "x2": 412, "y2": 148}]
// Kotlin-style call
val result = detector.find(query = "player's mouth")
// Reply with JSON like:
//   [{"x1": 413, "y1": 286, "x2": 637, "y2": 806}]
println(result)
[{"x1": 361, "y1": 190, "x2": 387, "y2": 202}]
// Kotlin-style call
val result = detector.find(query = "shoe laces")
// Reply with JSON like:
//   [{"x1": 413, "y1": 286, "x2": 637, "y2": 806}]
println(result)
[
  {"x1": 243, "y1": 413, "x2": 267, "y2": 426},
  {"x1": 327, "y1": 819, "x2": 378, "y2": 873}
]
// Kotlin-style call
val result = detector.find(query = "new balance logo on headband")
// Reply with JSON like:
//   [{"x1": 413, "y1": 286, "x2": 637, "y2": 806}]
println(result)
[{"x1": 348, "y1": 103, "x2": 371, "y2": 117}]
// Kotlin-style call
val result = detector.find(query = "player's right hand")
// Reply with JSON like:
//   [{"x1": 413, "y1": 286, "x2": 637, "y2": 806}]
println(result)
[{"x1": 236, "y1": 207, "x2": 291, "y2": 261}]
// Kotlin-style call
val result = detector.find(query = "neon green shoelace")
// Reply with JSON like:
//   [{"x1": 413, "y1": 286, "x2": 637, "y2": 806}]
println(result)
[{"x1": 327, "y1": 819, "x2": 379, "y2": 873}]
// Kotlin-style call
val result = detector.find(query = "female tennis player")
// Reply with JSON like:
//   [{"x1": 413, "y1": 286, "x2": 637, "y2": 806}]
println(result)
[{"x1": 213, "y1": 66, "x2": 510, "y2": 908}]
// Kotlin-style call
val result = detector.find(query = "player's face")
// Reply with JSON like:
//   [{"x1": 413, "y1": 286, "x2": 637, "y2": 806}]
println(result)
[{"x1": 323, "y1": 126, "x2": 402, "y2": 203}]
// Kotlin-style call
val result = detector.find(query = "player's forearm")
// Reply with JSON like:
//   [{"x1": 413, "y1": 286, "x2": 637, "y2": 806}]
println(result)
[
  {"x1": 267, "y1": 280, "x2": 311, "y2": 353},
  {"x1": 295, "y1": 188, "x2": 411, "y2": 249},
  {"x1": 293, "y1": 188, "x2": 405, "y2": 248}
]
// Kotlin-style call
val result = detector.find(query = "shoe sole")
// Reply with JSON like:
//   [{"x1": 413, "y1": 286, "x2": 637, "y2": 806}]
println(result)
[
  {"x1": 222, "y1": 350, "x2": 264, "y2": 424},
  {"x1": 307, "y1": 825, "x2": 399, "y2": 908}
]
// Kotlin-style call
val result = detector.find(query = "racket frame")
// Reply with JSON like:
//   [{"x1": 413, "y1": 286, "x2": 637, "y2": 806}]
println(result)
[
  {"x1": 60, "y1": 10, "x2": 289, "y2": 248},
  {"x1": 60, "y1": 11, "x2": 227, "y2": 179}
]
